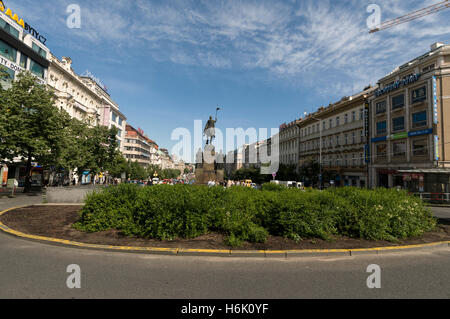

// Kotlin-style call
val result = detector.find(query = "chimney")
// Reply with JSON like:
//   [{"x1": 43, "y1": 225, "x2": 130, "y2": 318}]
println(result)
[
  {"x1": 61, "y1": 57, "x2": 72, "y2": 71},
  {"x1": 431, "y1": 42, "x2": 444, "y2": 51}
]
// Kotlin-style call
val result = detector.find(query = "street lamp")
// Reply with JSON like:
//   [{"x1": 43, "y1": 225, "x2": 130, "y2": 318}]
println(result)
[{"x1": 304, "y1": 112, "x2": 322, "y2": 190}]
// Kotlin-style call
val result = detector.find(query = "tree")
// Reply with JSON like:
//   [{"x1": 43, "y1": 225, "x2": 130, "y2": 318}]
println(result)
[
  {"x1": 127, "y1": 160, "x2": 148, "y2": 180},
  {"x1": 0, "y1": 67, "x2": 15, "y2": 161},
  {"x1": 58, "y1": 116, "x2": 120, "y2": 182},
  {"x1": 106, "y1": 152, "x2": 128, "y2": 179},
  {"x1": 275, "y1": 164, "x2": 300, "y2": 182},
  {"x1": 0, "y1": 71, "x2": 70, "y2": 192},
  {"x1": 231, "y1": 167, "x2": 271, "y2": 184}
]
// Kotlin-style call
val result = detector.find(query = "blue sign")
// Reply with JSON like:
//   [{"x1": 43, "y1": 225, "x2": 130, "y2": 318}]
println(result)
[
  {"x1": 433, "y1": 76, "x2": 438, "y2": 124},
  {"x1": 371, "y1": 136, "x2": 387, "y2": 143},
  {"x1": 408, "y1": 128, "x2": 433, "y2": 137},
  {"x1": 435, "y1": 135, "x2": 440, "y2": 161}
]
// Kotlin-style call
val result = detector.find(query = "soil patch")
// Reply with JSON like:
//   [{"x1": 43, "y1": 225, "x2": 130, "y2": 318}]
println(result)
[{"x1": 1, "y1": 205, "x2": 449, "y2": 250}]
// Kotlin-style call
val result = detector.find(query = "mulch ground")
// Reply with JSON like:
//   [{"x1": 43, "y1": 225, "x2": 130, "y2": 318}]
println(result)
[{"x1": 1, "y1": 205, "x2": 449, "y2": 250}]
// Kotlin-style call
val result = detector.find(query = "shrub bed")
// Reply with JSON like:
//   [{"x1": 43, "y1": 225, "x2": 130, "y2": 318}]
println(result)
[{"x1": 74, "y1": 184, "x2": 437, "y2": 247}]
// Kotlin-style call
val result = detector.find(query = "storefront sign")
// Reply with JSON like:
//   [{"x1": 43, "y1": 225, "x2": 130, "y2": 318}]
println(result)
[
  {"x1": 389, "y1": 132, "x2": 408, "y2": 140},
  {"x1": 435, "y1": 135, "x2": 439, "y2": 161},
  {"x1": 0, "y1": 2, "x2": 47, "y2": 45},
  {"x1": 1, "y1": 165, "x2": 8, "y2": 186},
  {"x1": 0, "y1": 56, "x2": 24, "y2": 73},
  {"x1": 408, "y1": 128, "x2": 433, "y2": 137},
  {"x1": 433, "y1": 76, "x2": 438, "y2": 124},
  {"x1": 371, "y1": 136, "x2": 387, "y2": 143},
  {"x1": 0, "y1": 56, "x2": 45, "y2": 84},
  {"x1": 375, "y1": 74, "x2": 421, "y2": 97},
  {"x1": 371, "y1": 129, "x2": 433, "y2": 144}
]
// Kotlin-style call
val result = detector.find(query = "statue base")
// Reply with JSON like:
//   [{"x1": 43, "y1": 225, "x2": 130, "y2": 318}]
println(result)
[{"x1": 195, "y1": 145, "x2": 225, "y2": 185}]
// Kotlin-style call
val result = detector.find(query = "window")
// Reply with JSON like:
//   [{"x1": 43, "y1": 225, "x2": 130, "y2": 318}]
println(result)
[
  {"x1": 344, "y1": 134, "x2": 348, "y2": 145},
  {"x1": 118, "y1": 117, "x2": 123, "y2": 126},
  {"x1": 112, "y1": 113, "x2": 117, "y2": 122},
  {"x1": 0, "y1": 18, "x2": 19, "y2": 38},
  {"x1": 376, "y1": 101, "x2": 386, "y2": 114},
  {"x1": 412, "y1": 139, "x2": 428, "y2": 156},
  {"x1": 336, "y1": 117, "x2": 340, "y2": 126},
  {"x1": 352, "y1": 132, "x2": 356, "y2": 144},
  {"x1": 352, "y1": 111, "x2": 356, "y2": 122},
  {"x1": 0, "y1": 65, "x2": 14, "y2": 89},
  {"x1": 392, "y1": 94, "x2": 405, "y2": 110},
  {"x1": 392, "y1": 116, "x2": 405, "y2": 132},
  {"x1": 329, "y1": 119, "x2": 333, "y2": 128},
  {"x1": 422, "y1": 64, "x2": 435, "y2": 73},
  {"x1": 412, "y1": 111, "x2": 427, "y2": 128},
  {"x1": 0, "y1": 39, "x2": 17, "y2": 62},
  {"x1": 344, "y1": 114, "x2": 348, "y2": 124},
  {"x1": 32, "y1": 43, "x2": 47, "y2": 58},
  {"x1": 411, "y1": 86, "x2": 427, "y2": 104},
  {"x1": 376, "y1": 121, "x2": 387, "y2": 135},
  {"x1": 377, "y1": 144, "x2": 387, "y2": 158},
  {"x1": 360, "y1": 108, "x2": 364, "y2": 120},
  {"x1": 29, "y1": 59, "x2": 45, "y2": 78},
  {"x1": 393, "y1": 142, "x2": 406, "y2": 157},
  {"x1": 323, "y1": 121, "x2": 326, "y2": 131}
]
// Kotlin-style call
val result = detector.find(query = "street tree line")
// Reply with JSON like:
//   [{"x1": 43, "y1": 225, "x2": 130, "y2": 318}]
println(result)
[
  {"x1": 124, "y1": 162, "x2": 182, "y2": 181},
  {"x1": 0, "y1": 71, "x2": 137, "y2": 191}
]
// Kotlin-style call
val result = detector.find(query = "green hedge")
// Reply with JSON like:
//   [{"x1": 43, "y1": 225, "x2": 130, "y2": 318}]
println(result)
[{"x1": 74, "y1": 184, "x2": 437, "y2": 247}]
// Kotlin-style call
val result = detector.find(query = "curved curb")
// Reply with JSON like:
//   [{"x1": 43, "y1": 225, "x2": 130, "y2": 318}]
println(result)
[{"x1": 0, "y1": 206, "x2": 449, "y2": 258}]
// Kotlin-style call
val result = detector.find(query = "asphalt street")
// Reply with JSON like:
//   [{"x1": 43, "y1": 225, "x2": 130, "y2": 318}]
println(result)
[{"x1": 0, "y1": 194, "x2": 449, "y2": 299}]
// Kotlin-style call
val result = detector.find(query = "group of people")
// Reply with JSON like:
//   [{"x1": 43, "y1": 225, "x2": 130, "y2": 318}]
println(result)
[
  {"x1": 207, "y1": 180, "x2": 226, "y2": 187},
  {"x1": 207, "y1": 180, "x2": 255, "y2": 188}
]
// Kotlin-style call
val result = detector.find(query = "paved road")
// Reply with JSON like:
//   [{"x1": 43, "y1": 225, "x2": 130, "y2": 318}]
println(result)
[{"x1": 0, "y1": 195, "x2": 449, "y2": 299}]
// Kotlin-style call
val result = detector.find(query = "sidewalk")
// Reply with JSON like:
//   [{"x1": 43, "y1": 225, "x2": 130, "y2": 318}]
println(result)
[{"x1": 0, "y1": 193, "x2": 44, "y2": 211}]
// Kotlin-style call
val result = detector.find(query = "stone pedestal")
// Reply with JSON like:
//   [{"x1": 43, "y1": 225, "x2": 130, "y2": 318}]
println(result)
[{"x1": 195, "y1": 145, "x2": 225, "y2": 185}]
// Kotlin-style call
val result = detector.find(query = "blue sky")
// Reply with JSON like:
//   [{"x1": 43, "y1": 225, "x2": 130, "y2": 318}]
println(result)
[{"x1": 9, "y1": 0, "x2": 450, "y2": 159}]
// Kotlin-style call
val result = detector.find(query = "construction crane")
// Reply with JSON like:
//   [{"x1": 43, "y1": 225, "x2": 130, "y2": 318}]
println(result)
[{"x1": 370, "y1": 0, "x2": 450, "y2": 33}]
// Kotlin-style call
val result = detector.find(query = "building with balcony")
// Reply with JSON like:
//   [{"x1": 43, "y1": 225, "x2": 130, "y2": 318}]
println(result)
[
  {"x1": 369, "y1": 42, "x2": 450, "y2": 192},
  {"x1": 298, "y1": 86, "x2": 374, "y2": 187},
  {"x1": 279, "y1": 120, "x2": 301, "y2": 166},
  {"x1": 123, "y1": 125, "x2": 154, "y2": 167},
  {"x1": 80, "y1": 76, "x2": 126, "y2": 152},
  {"x1": 47, "y1": 56, "x2": 102, "y2": 125}
]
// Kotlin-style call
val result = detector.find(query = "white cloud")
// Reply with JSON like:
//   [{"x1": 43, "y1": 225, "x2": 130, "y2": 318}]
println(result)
[{"x1": 14, "y1": 0, "x2": 450, "y2": 96}]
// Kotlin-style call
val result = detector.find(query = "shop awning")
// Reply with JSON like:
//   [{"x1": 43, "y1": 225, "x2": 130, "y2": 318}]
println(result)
[{"x1": 397, "y1": 169, "x2": 450, "y2": 174}]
